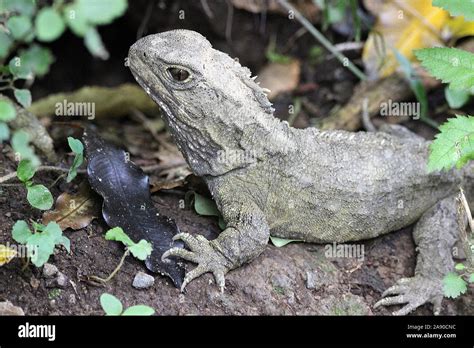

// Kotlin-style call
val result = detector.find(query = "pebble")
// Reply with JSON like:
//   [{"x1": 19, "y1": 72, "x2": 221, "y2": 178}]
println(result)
[
  {"x1": 56, "y1": 272, "x2": 68, "y2": 288},
  {"x1": 305, "y1": 271, "x2": 317, "y2": 289},
  {"x1": 30, "y1": 277, "x2": 40, "y2": 290},
  {"x1": 132, "y1": 271, "x2": 155, "y2": 289},
  {"x1": 0, "y1": 301, "x2": 24, "y2": 315},
  {"x1": 43, "y1": 263, "x2": 58, "y2": 278}
]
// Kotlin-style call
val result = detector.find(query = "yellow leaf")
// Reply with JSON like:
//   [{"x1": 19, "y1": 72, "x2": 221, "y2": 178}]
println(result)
[
  {"x1": 0, "y1": 245, "x2": 17, "y2": 266},
  {"x1": 363, "y1": 0, "x2": 474, "y2": 79}
]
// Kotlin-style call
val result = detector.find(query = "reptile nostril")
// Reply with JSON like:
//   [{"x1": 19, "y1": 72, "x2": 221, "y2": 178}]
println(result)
[{"x1": 143, "y1": 52, "x2": 147, "y2": 58}]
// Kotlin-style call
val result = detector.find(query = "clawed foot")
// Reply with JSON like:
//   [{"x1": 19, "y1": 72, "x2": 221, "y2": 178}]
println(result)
[
  {"x1": 374, "y1": 276, "x2": 444, "y2": 315},
  {"x1": 162, "y1": 233, "x2": 232, "y2": 292}
]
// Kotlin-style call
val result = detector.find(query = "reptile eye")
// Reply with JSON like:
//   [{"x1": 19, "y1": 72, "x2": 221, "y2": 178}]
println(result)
[{"x1": 167, "y1": 67, "x2": 190, "y2": 82}]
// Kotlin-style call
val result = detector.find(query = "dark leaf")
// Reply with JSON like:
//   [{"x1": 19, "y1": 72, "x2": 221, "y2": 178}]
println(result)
[{"x1": 82, "y1": 127, "x2": 184, "y2": 287}]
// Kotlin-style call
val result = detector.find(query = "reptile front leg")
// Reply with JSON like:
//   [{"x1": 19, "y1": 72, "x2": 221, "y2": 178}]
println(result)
[
  {"x1": 375, "y1": 194, "x2": 462, "y2": 315},
  {"x1": 162, "y1": 199, "x2": 270, "y2": 292}
]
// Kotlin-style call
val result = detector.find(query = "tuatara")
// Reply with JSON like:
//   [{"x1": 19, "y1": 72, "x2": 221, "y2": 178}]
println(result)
[{"x1": 128, "y1": 29, "x2": 471, "y2": 315}]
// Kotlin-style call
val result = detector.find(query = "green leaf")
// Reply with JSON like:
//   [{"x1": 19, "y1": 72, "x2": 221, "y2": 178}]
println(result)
[
  {"x1": 100, "y1": 293, "x2": 123, "y2": 315},
  {"x1": 27, "y1": 232, "x2": 55, "y2": 267},
  {"x1": 445, "y1": 86, "x2": 470, "y2": 109},
  {"x1": 6, "y1": 15, "x2": 32, "y2": 40},
  {"x1": 0, "y1": 32, "x2": 13, "y2": 59},
  {"x1": 13, "y1": 89, "x2": 32, "y2": 108},
  {"x1": 43, "y1": 222, "x2": 63, "y2": 241},
  {"x1": 67, "y1": 136, "x2": 84, "y2": 154},
  {"x1": 427, "y1": 115, "x2": 474, "y2": 172},
  {"x1": 266, "y1": 51, "x2": 292, "y2": 64},
  {"x1": 122, "y1": 305, "x2": 155, "y2": 316},
  {"x1": 35, "y1": 7, "x2": 66, "y2": 42},
  {"x1": 27, "y1": 184, "x2": 53, "y2": 210},
  {"x1": 76, "y1": 0, "x2": 128, "y2": 25},
  {"x1": 128, "y1": 240, "x2": 153, "y2": 261},
  {"x1": 66, "y1": 137, "x2": 84, "y2": 182},
  {"x1": 26, "y1": 222, "x2": 67, "y2": 267},
  {"x1": 0, "y1": 122, "x2": 9, "y2": 142},
  {"x1": 12, "y1": 220, "x2": 32, "y2": 244},
  {"x1": 455, "y1": 263, "x2": 466, "y2": 271},
  {"x1": 8, "y1": 56, "x2": 32, "y2": 79},
  {"x1": 443, "y1": 272, "x2": 467, "y2": 298},
  {"x1": 11, "y1": 130, "x2": 40, "y2": 166},
  {"x1": 105, "y1": 227, "x2": 134, "y2": 247},
  {"x1": 43, "y1": 222, "x2": 70, "y2": 252},
  {"x1": 468, "y1": 274, "x2": 474, "y2": 283},
  {"x1": 433, "y1": 0, "x2": 474, "y2": 21},
  {"x1": 270, "y1": 236, "x2": 299, "y2": 247},
  {"x1": 193, "y1": 192, "x2": 220, "y2": 216},
  {"x1": 84, "y1": 27, "x2": 109, "y2": 60},
  {"x1": 0, "y1": 99, "x2": 16, "y2": 122},
  {"x1": 57, "y1": 235, "x2": 71, "y2": 253},
  {"x1": 415, "y1": 48, "x2": 474, "y2": 91},
  {"x1": 17, "y1": 159, "x2": 36, "y2": 182},
  {"x1": 2, "y1": 0, "x2": 36, "y2": 17},
  {"x1": 20, "y1": 45, "x2": 54, "y2": 77},
  {"x1": 63, "y1": 3, "x2": 91, "y2": 37}
]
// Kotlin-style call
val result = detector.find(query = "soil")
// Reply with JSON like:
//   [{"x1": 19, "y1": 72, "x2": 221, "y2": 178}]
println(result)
[{"x1": 0, "y1": 0, "x2": 472, "y2": 316}]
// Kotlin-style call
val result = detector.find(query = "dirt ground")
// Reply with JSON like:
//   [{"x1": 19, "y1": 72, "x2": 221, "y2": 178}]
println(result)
[{"x1": 0, "y1": 0, "x2": 472, "y2": 316}]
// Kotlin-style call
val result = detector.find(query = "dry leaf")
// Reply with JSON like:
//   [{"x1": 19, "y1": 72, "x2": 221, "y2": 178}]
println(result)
[
  {"x1": 42, "y1": 184, "x2": 99, "y2": 230},
  {"x1": 362, "y1": 0, "x2": 474, "y2": 79},
  {"x1": 0, "y1": 245, "x2": 17, "y2": 266},
  {"x1": 256, "y1": 59, "x2": 301, "y2": 100}
]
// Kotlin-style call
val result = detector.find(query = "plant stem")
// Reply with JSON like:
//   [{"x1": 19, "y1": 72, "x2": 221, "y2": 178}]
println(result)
[
  {"x1": 0, "y1": 165, "x2": 86, "y2": 184},
  {"x1": 89, "y1": 249, "x2": 130, "y2": 283},
  {"x1": 276, "y1": 0, "x2": 367, "y2": 81}
]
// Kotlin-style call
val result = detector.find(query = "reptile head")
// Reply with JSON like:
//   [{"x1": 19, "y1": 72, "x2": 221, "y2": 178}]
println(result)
[{"x1": 128, "y1": 29, "x2": 275, "y2": 176}]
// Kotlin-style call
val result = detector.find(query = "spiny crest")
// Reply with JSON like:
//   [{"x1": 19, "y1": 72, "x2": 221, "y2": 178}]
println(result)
[{"x1": 214, "y1": 50, "x2": 274, "y2": 114}]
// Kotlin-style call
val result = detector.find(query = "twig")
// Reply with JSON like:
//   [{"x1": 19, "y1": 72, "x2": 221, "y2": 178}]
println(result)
[
  {"x1": 136, "y1": 0, "x2": 155, "y2": 39},
  {"x1": 276, "y1": 0, "x2": 367, "y2": 81},
  {"x1": 458, "y1": 187, "x2": 474, "y2": 267},
  {"x1": 225, "y1": 0, "x2": 234, "y2": 43},
  {"x1": 200, "y1": 0, "x2": 214, "y2": 18}
]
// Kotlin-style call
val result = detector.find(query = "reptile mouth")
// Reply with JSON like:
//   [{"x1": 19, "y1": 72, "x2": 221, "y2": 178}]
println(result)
[{"x1": 128, "y1": 57, "x2": 176, "y2": 120}]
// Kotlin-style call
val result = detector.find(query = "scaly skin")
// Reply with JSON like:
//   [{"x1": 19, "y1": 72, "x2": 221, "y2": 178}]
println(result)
[{"x1": 128, "y1": 30, "x2": 468, "y2": 315}]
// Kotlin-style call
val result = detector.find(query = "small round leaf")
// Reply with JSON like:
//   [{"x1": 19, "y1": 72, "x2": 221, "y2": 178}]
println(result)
[
  {"x1": 0, "y1": 122, "x2": 9, "y2": 142},
  {"x1": 35, "y1": 8, "x2": 65, "y2": 42},
  {"x1": 0, "y1": 32, "x2": 13, "y2": 59},
  {"x1": 12, "y1": 220, "x2": 32, "y2": 244},
  {"x1": 100, "y1": 293, "x2": 123, "y2": 315},
  {"x1": 27, "y1": 184, "x2": 53, "y2": 210},
  {"x1": 6, "y1": 15, "x2": 32, "y2": 40},
  {"x1": 122, "y1": 305, "x2": 155, "y2": 316},
  {"x1": 0, "y1": 100, "x2": 16, "y2": 122},
  {"x1": 17, "y1": 159, "x2": 36, "y2": 182},
  {"x1": 14, "y1": 89, "x2": 32, "y2": 108}
]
